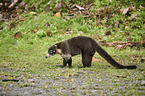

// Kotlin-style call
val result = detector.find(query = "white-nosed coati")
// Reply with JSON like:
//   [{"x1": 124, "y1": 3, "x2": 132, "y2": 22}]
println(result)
[{"x1": 45, "y1": 36, "x2": 137, "y2": 69}]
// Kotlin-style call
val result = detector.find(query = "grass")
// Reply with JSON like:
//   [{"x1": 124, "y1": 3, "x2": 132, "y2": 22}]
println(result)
[
  {"x1": 0, "y1": 31, "x2": 144, "y2": 95},
  {"x1": 0, "y1": 0, "x2": 145, "y2": 95}
]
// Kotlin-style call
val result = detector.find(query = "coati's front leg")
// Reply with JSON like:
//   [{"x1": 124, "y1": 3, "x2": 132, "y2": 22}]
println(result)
[
  {"x1": 63, "y1": 57, "x2": 72, "y2": 67},
  {"x1": 82, "y1": 55, "x2": 93, "y2": 67},
  {"x1": 63, "y1": 58, "x2": 67, "y2": 67}
]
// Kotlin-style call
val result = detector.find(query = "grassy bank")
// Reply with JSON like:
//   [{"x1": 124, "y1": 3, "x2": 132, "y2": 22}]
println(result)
[{"x1": 0, "y1": 0, "x2": 145, "y2": 95}]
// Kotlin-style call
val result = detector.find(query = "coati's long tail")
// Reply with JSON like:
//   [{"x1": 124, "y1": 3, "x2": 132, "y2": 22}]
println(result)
[{"x1": 95, "y1": 43, "x2": 137, "y2": 69}]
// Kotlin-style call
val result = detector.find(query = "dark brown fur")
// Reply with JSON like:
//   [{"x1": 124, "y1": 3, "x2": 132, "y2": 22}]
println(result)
[{"x1": 45, "y1": 36, "x2": 137, "y2": 69}]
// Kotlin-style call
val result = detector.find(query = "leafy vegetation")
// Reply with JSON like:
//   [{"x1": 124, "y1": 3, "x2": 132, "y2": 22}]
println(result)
[{"x1": 0, "y1": 0, "x2": 145, "y2": 95}]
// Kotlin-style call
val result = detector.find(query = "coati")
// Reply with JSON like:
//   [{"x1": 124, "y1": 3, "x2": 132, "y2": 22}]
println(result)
[{"x1": 45, "y1": 36, "x2": 137, "y2": 69}]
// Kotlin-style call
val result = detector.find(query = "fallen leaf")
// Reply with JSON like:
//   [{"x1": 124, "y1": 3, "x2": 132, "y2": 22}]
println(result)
[
  {"x1": 14, "y1": 32, "x2": 22, "y2": 39},
  {"x1": 56, "y1": 12, "x2": 61, "y2": 17},
  {"x1": 31, "y1": 29, "x2": 38, "y2": 33},
  {"x1": 122, "y1": 7, "x2": 129, "y2": 15}
]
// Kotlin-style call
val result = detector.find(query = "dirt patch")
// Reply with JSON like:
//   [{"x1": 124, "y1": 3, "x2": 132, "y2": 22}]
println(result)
[{"x1": 0, "y1": 69, "x2": 145, "y2": 95}]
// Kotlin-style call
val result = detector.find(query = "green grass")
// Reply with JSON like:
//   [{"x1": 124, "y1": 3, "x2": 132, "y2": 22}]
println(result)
[
  {"x1": 0, "y1": 0, "x2": 145, "y2": 95},
  {"x1": 0, "y1": 30, "x2": 145, "y2": 95}
]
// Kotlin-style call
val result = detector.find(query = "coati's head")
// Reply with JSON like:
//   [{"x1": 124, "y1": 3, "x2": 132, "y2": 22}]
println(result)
[{"x1": 45, "y1": 45, "x2": 57, "y2": 58}]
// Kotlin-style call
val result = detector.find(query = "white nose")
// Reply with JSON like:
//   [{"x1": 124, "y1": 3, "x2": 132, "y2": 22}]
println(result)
[{"x1": 45, "y1": 54, "x2": 51, "y2": 58}]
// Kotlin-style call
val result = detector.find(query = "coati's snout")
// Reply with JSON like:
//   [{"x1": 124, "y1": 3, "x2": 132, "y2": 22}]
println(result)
[
  {"x1": 45, "y1": 45, "x2": 56, "y2": 58},
  {"x1": 45, "y1": 54, "x2": 51, "y2": 58}
]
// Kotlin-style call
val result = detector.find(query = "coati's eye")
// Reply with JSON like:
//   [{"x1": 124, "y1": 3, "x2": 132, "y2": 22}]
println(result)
[
  {"x1": 48, "y1": 49, "x2": 56, "y2": 56},
  {"x1": 49, "y1": 50, "x2": 56, "y2": 55},
  {"x1": 49, "y1": 50, "x2": 52, "y2": 53}
]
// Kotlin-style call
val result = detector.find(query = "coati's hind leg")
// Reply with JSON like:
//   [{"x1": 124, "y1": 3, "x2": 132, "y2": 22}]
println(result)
[
  {"x1": 82, "y1": 53, "x2": 94, "y2": 67},
  {"x1": 63, "y1": 57, "x2": 72, "y2": 67}
]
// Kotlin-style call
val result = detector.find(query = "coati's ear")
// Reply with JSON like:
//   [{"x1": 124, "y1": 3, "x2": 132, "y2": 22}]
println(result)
[{"x1": 54, "y1": 45, "x2": 57, "y2": 48}]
